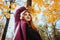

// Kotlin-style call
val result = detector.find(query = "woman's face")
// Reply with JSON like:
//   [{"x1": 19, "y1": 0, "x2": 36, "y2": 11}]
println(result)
[{"x1": 23, "y1": 12, "x2": 32, "y2": 21}]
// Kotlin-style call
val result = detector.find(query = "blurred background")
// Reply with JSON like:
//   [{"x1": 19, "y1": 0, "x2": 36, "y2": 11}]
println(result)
[{"x1": 0, "y1": 0, "x2": 60, "y2": 40}]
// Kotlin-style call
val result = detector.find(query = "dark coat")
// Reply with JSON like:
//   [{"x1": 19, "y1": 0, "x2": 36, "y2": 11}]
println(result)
[{"x1": 26, "y1": 24, "x2": 42, "y2": 40}]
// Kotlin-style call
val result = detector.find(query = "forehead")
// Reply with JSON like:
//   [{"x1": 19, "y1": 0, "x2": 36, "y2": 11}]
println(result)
[{"x1": 24, "y1": 11, "x2": 30, "y2": 14}]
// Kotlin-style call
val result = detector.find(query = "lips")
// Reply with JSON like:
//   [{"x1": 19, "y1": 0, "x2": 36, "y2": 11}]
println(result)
[{"x1": 27, "y1": 17, "x2": 30, "y2": 19}]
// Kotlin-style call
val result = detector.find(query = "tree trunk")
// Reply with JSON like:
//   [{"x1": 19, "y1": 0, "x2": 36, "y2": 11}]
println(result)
[
  {"x1": 27, "y1": 0, "x2": 32, "y2": 7},
  {"x1": 1, "y1": 0, "x2": 13, "y2": 40},
  {"x1": 1, "y1": 19, "x2": 10, "y2": 40}
]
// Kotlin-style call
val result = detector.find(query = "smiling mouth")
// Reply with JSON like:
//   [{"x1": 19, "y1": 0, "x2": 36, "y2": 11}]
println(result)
[
  {"x1": 27, "y1": 17, "x2": 30, "y2": 19},
  {"x1": 25, "y1": 17, "x2": 31, "y2": 20}
]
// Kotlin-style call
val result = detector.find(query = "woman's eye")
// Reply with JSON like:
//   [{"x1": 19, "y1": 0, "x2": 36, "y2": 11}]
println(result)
[{"x1": 24, "y1": 14, "x2": 27, "y2": 15}]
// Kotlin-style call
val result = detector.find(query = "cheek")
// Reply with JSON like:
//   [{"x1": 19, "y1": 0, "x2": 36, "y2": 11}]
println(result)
[
  {"x1": 29, "y1": 15, "x2": 32, "y2": 19},
  {"x1": 24, "y1": 16, "x2": 27, "y2": 18},
  {"x1": 24, "y1": 16, "x2": 31, "y2": 20}
]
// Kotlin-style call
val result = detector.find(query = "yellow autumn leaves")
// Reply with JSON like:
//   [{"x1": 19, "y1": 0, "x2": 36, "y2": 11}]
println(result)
[
  {"x1": 32, "y1": 0, "x2": 60, "y2": 11},
  {"x1": 10, "y1": 3, "x2": 17, "y2": 10},
  {"x1": 2, "y1": 12, "x2": 10, "y2": 19},
  {"x1": 3, "y1": 3, "x2": 17, "y2": 10},
  {"x1": 32, "y1": 0, "x2": 44, "y2": 6},
  {"x1": 6, "y1": 13, "x2": 10, "y2": 18},
  {"x1": 0, "y1": 0, "x2": 17, "y2": 10},
  {"x1": 0, "y1": 13, "x2": 10, "y2": 19},
  {"x1": 47, "y1": 14, "x2": 59, "y2": 23},
  {"x1": 0, "y1": 14, "x2": 3, "y2": 19},
  {"x1": 0, "y1": 0, "x2": 2, "y2": 2},
  {"x1": 32, "y1": 0, "x2": 60, "y2": 23},
  {"x1": 0, "y1": 0, "x2": 17, "y2": 19},
  {"x1": 0, "y1": 1, "x2": 4, "y2": 8},
  {"x1": 43, "y1": 9, "x2": 59, "y2": 23}
]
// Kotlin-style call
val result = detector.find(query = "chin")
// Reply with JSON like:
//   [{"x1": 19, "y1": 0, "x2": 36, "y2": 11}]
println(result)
[{"x1": 26, "y1": 19, "x2": 31, "y2": 21}]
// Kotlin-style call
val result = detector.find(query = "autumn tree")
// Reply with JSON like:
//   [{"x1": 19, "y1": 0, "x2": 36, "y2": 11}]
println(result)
[{"x1": 0, "y1": 0, "x2": 17, "y2": 40}]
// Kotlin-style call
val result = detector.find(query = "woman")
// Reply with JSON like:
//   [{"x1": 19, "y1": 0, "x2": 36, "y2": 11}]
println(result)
[{"x1": 14, "y1": 6, "x2": 42, "y2": 40}]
